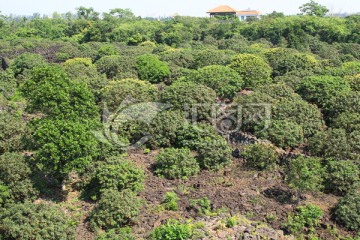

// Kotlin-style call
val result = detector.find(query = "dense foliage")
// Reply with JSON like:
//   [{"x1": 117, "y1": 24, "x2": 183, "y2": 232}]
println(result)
[
  {"x1": 154, "y1": 148, "x2": 199, "y2": 179},
  {"x1": 0, "y1": 4, "x2": 359, "y2": 239},
  {"x1": 0, "y1": 202, "x2": 76, "y2": 240}
]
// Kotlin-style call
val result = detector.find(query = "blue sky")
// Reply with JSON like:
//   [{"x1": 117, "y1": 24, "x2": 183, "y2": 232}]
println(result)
[{"x1": 0, "y1": 0, "x2": 359, "y2": 17}]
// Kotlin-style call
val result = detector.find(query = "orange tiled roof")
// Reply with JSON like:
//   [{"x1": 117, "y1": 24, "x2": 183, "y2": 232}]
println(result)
[
  {"x1": 207, "y1": 5, "x2": 238, "y2": 13},
  {"x1": 237, "y1": 10, "x2": 261, "y2": 15}
]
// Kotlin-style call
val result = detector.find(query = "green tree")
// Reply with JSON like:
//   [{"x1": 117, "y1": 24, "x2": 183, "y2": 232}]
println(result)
[
  {"x1": 90, "y1": 189, "x2": 142, "y2": 231},
  {"x1": 109, "y1": 8, "x2": 136, "y2": 19},
  {"x1": 228, "y1": 54, "x2": 272, "y2": 88},
  {"x1": 286, "y1": 156, "x2": 324, "y2": 203},
  {"x1": 96, "y1": 55, "x2": 137, "y2": 79},
  {"x1": 154, "y1": 148, "x2": 200, "y2": 180},
  {"x1": 0, "y1": 152, "x2": 38, "y2": 202},
  {"x1": 0, "y1": 111, "x2": 26, "y2": 154},
  {"x1": 0, "y1": 202, "x2": 76, "y2": 240},
  {"x1": 10, "y1": 53, "x2": 46, "y2": 80},
  {"x1": 160, "y1": 82, "x2": 216, "y2": 121},
  {"x1": 84, "y1": 155, "x2": 144, "y2": 200},
  {"x1": 101, "y1": 78, "x2": 158, "y2": 112},
  {"x1": 297, "y1": 75, "x2": 351, "y2": 110},
  {"x1": 136, "y1": 54, "x2": 170, "y2": 83},
  {"x1": 334, "y1": 193, "x2": 360, "y2": 231},
  {"x1": 29, "y1": 119, "x2": 99, "y2": 182},
  {"x1": 187, "y1": 65, "x2": 244, "y2": 99},
  {"x1": 300, "y1": 0, "x2": 329, "y2": 17},
  {"x1": 21, "y1": 65, "x2": 99, "y2": 123},
  {"x1": 243, "y1": 144, "x2": 280, "y2": 170},
  {"x1": 285, "y1": 204, "x2": 323, "y2": 234},
  {"x1": 256, "y1": 120, "x2": 304, "y2": 149}
]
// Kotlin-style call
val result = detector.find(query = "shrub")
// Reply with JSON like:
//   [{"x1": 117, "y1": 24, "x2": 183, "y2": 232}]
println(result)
[
  {"x1": 136, "y1": 54, "x2": 170, "y2": 83},
  {"x1": 256, "y1": 82, "x2": 299, "y2": 101},
  {"x1": 21, "y1": 65, "x2": 99, "y2": 122},
  {"x1": 85, "y1": 156, "x2": 144, "y2": 200},
  {"x1": 0, "y1": 202, "x2": 75, "y2": 240},
  {"x1": 308, "y1": 128, "x2": 352, "y2": 160},
  {"x1": 10, "y1": 53, "x2": 46, "y2": 78},
  {"x1": 256, "y1": 120, "x2": 304, "y2": 149},
  {"x1": 0, "y1": 111, "x2": 26, "y2": 154},
  {"x1": 334, "y1": 193, "x2": 360, "y2": 231},
  {"x1": 324, "y1": 160, "x2": 360, "y2": 196},
  {"x1": 63, "y1": 57, "x2": 107, "y2": 102},
  {"x1": 193, "y1": 49, "x2": 233, "y2": 68},
  {"x1": 286, "y1": 156, "x2": 324, "y2": 202},
  {"x1": 325, "y1": 91, "x2": 360, "y2": 122},
  {"x1": 148, "y1": 110, "x2": 186, "y2": 149},
  {"x1": 160, "y1": 82, "x2": 216, "y2": 121},
  {"x1": 162, "y1": 192, "x2": 180, "y2": 211},
  {"x1": 154, "y1": 148, "x2": 199, "y2": 180},
  {"x1": 242, "y1": 143, "x2": 280, "y2": 170},
  {"x1": 0, "y1": 182, "x2": 11, "y2": 206},
  {"x1": 30, "y1": 119, "x2": 100, "y2": 182},
  {"x1": 187, "y1": 65, "x2": 244, "y2": 98},
  {"x1": 332, "y1": 112, "x2": 360, "y2": 133},
  {"x1": 95, "y1": 228, "x2": 135, "y2": 240},
  {"x1": 96, "y1": 55, "x2": 137, "y2": 79},
  {"x1": 90, "y1": 189, "x2": 142, "y2": 231},
  {"x1": 101, "y1": 78, "x2": 158, "y2": 112},
  {"x1": 264, "y1": 48, "x2": 318, "y2": 77},
  {"x1": 150, "y1": 220, "x2": 193, "y2": 240},
  {"x1": 0, "y1": 69, "x2": 16, "y2": 98},
  {"x1": 234, "y1": 91, "x2": 276, "y2": 132},
  {"x1": 176, "y1": 123, "x2": 218, "y2": 150},
  {"x1": 345, "y1": 74, "x2": 360, "y2": 91},
  {"x1": 296, "y1": 75, "x2": 351, "y2": 110},
  {"x1": 228, "y1": 54, "x2": 272, "y2": 88},
  {"x1": 196, "y1": 134, "x2": 232, "y2": 171},
  {"x1": 189, "y1": 197, "x2": 214, "y2": 216},
  {"x1": 285, "y1": 204, "x2": 323, "y2": 234},
  {"x1": 0, "y1": 152, "x2": 38, "y2": 202},
  {"x1": 273, "y1": 98, "x2": 324, "y2": 137}
]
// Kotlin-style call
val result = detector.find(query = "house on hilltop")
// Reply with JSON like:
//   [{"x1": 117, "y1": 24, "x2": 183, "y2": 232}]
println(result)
[{"x1": 207, "y1": 5, "x2": 261, "y2": 20}]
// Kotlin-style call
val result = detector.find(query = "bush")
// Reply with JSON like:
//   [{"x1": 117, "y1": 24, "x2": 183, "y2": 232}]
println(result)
[
  {"x1": 264, "y1": 48, "x2": 318, "y2": 77},
  {"x1": 85, "y1": 156, "x2": 144, "y2": 200},
  {"x1": 101, "y1": 78, "x2": 158, "y2": 112},
  {"x1": 0, "y1": 182, "x2": 11, "y2": 206},
  {"x1": 21, "y1": 65, "x2": 99, "y2": 122},
  {"x1": 0, "y1": 152, "x2": 38, "y2": 202},
  {"x1": 187, "y1": 65, "x2": 244, "y2": 98},
  {"x1": 176, "y1": 123, "x2": 218, "y2": 150},
  {"x1": 148, "y1": 110, "x2": 186, "y2": 149},
  {"x1": 90, "y1": 189, "x2": 142, "y2": 231},
  {"x1": 189, "y1": 197, "x2": 214, "y2": 216},
  {"x1": 296, "y1": 75, "x2": 351, "y2": 110},
  {"x1": 96, "y1": 55, "x2": 137, "y2": 79},
  {"x1": 162, "y1": 192, "x2": 180, "y2": 211},
  {"x1": 334, "y1": 193, "x2": 360, "y2": 231},
  {"x1": 10, "y1": 53, "x2": 46, "y2": 78},
  {"x1": 345, "y1": 74, "x2": 360, "y2": 91},
  {"x1": 285, "y1": 204, "x2": 323, "y2": 234},
  {"x1": 154, "y1": 148, "x2": 199, "y2": 180},
  {"x1": 193, "y1": 49, "x2": 233, "y2": 68},
  {"x1": 0, "y1": 69, "x2": 16, "y2": 98},
  {"x1": 332, "y1": 112, "x2": 360, "y2": 133},
  {"x1": 256, "y1": 82, "x2": 299, "y2": 100},
  {"x1": 63, "y1": 57, "x2": 107, "y2": 102},
  {"x1": 308, "y1": 128, "x2": 352, "y2": 160},
  {"x1": 136, "y1": 54, "x2": 170, "y2": 83},
  {"x1": 324, "y1": 160, "x2": 360, "y2": 196},
  {"x1": 30, "y1": 119, "x2": 100, "y2": 182},
  {"x1": 273, "y1": 99, "x2": 324, "y2": 138},
  {"x1": 196, "y1": 134, "x2": 232, "y2": 171},
  {"x1": 286, "y1": 156, "x2": 324, "y2": 201},
  {"x1": 0, "y1": 111, "x2": 26, "y2": 154},
  {"x1": 160, "y1": 82, "x2": 216, "y2": 121},
  {"x1": 256, "y1": 120, "x2": 304, "y2": 149},
  {"x1": 95, "y1": 228, "x2": 135, "y2": 240},
  {"x1": 242, "y1": 144, "x2": 280, "y2": 170},
  {"x1": 0, "y1": 202, "x2": 75, "y2": 240},
  {"x1": 150, "y1": 220, "x2": 193, "y2": 240},
  {"x1": 228, "y1": 54, "x2": 272, "y2": 88}
]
